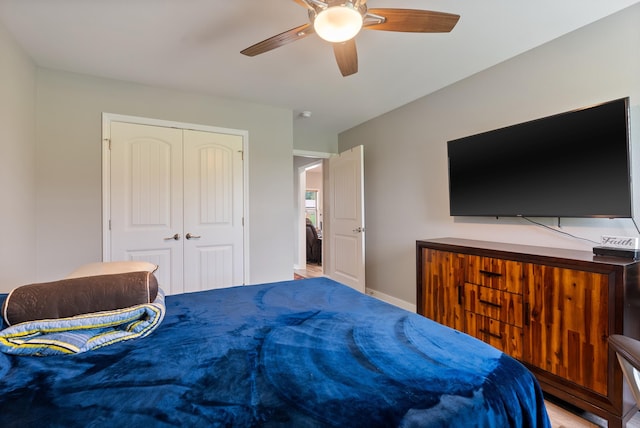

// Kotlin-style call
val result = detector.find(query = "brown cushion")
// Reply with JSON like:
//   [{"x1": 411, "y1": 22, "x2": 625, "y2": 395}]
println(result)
[{"x1": 2, "y1": 271, "x2": 158, "y2": 326}]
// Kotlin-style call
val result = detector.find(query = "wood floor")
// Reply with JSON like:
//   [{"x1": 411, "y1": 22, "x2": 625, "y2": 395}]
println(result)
[
  {"x1": 545, "y1": 395, "x2": 640, "y2": 427},
  {"x1": 293, "y1": 265, "x2": 640, "y2": 427},
  {"x1": 545, "y1": 399, "x2": 600, "y2": 427},
  {"x1": 294, "y1": 263, "x2": 323, "y2": 279}
]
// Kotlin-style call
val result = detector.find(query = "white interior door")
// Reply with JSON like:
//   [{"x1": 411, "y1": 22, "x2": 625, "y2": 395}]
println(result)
[
  {"x1": 327, "y1": 145, "x2": 365, "y2": 292},
  {"x1": 183, "y1": 130, "x2": 244, "y2": 291},
  {"x1": 110, "y1": 122, "x2": 184, "y2": 294},
  {"x1": 109, "y1": 120, "x2": 244, "y2": 295}
]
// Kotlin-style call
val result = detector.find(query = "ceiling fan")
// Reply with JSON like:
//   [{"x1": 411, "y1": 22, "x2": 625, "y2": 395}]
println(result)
[{"x1": 240, "y1": 0, "x2": 460, "y2": 77}]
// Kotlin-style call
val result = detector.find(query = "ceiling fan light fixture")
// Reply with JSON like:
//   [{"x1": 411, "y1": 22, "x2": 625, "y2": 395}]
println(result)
[{"x1": 314, "y1": 5, "x2": 363, "y2": 43}]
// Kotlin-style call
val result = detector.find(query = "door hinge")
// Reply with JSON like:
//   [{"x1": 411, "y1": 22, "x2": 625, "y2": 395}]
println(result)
[
  {"x1": 104, "y1": 138, "x2": 111, "y2": 150},
  {"x1": 239, "y1": 150, "x2": 243, "y2": 161},
  {"x1": 242, "y1": 217, "x2": 244, "y2": 226},
  {"x1": 108, "y1": 219, "x2": 111, "y2": 230}
]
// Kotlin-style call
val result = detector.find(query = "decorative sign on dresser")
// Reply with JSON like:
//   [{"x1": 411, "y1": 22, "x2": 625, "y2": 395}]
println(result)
[{"x1": 416, "y1": 237, "x2": 640, "y2": 428}]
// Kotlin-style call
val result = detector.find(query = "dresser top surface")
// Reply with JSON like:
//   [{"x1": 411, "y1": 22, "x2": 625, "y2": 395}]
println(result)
[{"x1": 417, "y1": 237, "x2": 638, "y2": 267}]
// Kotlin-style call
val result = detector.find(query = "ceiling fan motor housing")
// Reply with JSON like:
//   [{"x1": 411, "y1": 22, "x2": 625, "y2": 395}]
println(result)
[
  {"x1": 307, "y1": 1, "x2": 368, "y2": 22},
  {"x1": 311, "y1": 3, "x2": 366, "y2": 43}
]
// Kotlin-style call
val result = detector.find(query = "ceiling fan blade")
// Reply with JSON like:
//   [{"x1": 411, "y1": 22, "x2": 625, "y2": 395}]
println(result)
[
  {"x1": 333, "y1": 39, "x2": 358, "y2": 77},
  {"x1": 365, "y1": 9, "x2": 460, "y2": 33},
  {"x1": 241, "y1": 23, "x2": 315, "y2": 57}
]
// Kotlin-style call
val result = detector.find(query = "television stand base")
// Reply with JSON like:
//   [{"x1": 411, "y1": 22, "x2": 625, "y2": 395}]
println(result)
[{"x1": 593, "y1": 246, "x2": 640, "y2": 260}]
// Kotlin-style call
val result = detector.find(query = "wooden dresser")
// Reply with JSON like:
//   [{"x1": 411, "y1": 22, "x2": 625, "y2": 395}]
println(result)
[{"x1": 416, "y1": 238, "x2": 640, "y2": 428}]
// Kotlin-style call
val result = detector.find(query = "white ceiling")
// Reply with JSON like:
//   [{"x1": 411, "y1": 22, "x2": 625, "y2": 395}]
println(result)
[{"x1": 1, "y1": 0, "x2": 638, "y2": 134}]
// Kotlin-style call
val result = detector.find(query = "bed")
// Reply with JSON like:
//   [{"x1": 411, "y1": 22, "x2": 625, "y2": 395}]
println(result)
[{"x1": 0, "y1": 276, "x2": 550, "y2": 427}]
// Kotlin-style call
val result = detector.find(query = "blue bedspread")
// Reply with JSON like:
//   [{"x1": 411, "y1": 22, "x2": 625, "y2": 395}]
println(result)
[{"x1": 0, "y1": 277, "x2": 550, "y2": 427}]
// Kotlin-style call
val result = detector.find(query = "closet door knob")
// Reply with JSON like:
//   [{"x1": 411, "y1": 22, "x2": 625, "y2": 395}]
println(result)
[
  {"x1": 164, "y1": 233, "x2": 180, "y2": 241},
  {"x1": 186, "y1": 233, "x2": 201, "y2": 240}
]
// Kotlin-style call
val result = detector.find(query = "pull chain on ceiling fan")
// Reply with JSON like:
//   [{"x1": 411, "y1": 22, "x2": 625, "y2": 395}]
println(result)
[{"x1": 241, "y1": 0, "x2": 460, "y2": 77}]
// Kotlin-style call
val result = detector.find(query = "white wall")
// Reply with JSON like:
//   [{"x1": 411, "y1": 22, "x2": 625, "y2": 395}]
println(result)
[
  {"x1": 0, "y1": 22, "x2": 36, "y2": 292},
  {"x1": 294, "y1": 125, "x2": 338, "y2": 154},
  {"x1": 339, "y1": 5, "x2": 640, "y2": 304},
  {"x1": 35, "y1": 69, "x2": 295, "y2": 285}
]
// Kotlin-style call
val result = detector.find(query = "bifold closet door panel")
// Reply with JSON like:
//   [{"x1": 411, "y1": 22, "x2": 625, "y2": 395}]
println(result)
[
  {"x1": 110, "y1": 121, "x2": 184, "y2": 295},
  {"x1": 182, "y1": 130, "x2": 244, "y2": 292}
]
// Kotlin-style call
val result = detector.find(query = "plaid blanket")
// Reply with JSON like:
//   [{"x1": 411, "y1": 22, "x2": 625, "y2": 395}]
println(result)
[{"x1": 0, "y1": 289, "x2": 165, "y2": 356}]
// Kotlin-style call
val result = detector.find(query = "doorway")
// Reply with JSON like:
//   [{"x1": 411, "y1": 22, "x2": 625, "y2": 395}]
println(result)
[
  {"x1": 294, "y1": 155, "x2": 325, "y2": 278},
  {"x1": 293, "y1": 145, "x2": 365, "y2": 292}
]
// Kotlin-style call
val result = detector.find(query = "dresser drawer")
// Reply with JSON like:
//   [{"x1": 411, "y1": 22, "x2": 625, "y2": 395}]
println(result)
[
  {"x1": 464, "y1": 283, "x2": 523, "y2": 327},
  {"x1": 465, "y1": 312, "x2": 524, "y2": 359},
  {"x1": 465, "y1": 255, "x2": 523, "y2": 294}
]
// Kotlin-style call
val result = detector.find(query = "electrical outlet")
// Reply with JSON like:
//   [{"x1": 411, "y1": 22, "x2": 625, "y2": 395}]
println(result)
[{"x1": 600, "y1": 235, "x2": 640, "y2": 249}]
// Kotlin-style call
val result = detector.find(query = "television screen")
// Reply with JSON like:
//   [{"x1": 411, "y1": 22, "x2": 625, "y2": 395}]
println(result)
[{"x1": 447, "y1": 97, "x2": 632, "y2": 218}]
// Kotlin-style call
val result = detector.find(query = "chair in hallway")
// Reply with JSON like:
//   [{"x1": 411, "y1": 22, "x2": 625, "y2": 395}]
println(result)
[{"x1": 306, "y1": 218, "x2": 322, "y2": 265}]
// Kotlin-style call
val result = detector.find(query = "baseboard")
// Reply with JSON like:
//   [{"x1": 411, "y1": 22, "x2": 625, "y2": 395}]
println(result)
[{"x1": 365, "y1": 288, "x2": 416, "y2": 313}]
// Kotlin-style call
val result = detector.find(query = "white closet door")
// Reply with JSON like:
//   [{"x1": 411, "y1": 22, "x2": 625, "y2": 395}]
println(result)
[
  {"x1": 110, "y1": 122, "x2": 184, "y2": 294},
  {"x1": 182, "y1": 130, "x2": 244, "y2": 291}
]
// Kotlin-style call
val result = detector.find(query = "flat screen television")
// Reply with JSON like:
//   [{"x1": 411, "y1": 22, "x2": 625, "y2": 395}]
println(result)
[{"x1": 447, "y1": 97, "x2": 632, "y2": 218}]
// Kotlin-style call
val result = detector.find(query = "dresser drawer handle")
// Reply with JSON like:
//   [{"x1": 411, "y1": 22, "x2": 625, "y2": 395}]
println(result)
[
  {"x1": 479, "y1": 269, "x2": 502, "y2": 278},
  {"x1": 479, "y1": 329, "x2": 503, "y2": 340},
  {"x1": 478, "y1": 298, "x2": 502, "y2": 309}
]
